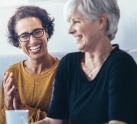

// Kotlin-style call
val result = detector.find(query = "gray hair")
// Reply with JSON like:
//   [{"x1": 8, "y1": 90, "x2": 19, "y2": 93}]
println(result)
[{"x1": 64, "y1": 0, "x2": 120, "y2": 41}]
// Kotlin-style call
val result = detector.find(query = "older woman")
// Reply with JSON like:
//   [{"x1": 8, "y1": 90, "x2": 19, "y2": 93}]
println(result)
[
  {"x1": 0, "y1": 5, "x2": 59, "y2": 123},
  {"x1": 33, "y1": 0, "x2": 137, "y2": 124}
]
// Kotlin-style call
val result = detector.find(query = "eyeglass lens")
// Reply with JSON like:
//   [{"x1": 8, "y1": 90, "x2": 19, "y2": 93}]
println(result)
[{"x1": 18, "y1": 28, "x2": 44, "y2": 42}]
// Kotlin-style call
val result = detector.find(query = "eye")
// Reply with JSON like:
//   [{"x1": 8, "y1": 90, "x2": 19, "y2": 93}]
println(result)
[
  {"x1": 20, "y1": 33, "x2": 29, "y2": 39},
  {"x1": 33, "y1": 29, "x2": 43, "y2": 36},
  {"x1": 73, "y1": 19, "x2": 81, "y2": 24},
  {"x1": 75, "y1": 20, "x2": 80, "y2": 23}
]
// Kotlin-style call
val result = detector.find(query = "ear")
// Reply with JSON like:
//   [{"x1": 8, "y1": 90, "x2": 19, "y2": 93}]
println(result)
[
  {"x1": 18, "y1": 41, "x2": 21, "y2": 48},
  {"x1": 98, "y1": 14, "x2": 108, "y2": 31},
  {"x1": 47, "y1": 34, "x2": 49, "y2": 39},
  {"x1": 45, "y1": 32, "x2": 49, "y2": 40}
]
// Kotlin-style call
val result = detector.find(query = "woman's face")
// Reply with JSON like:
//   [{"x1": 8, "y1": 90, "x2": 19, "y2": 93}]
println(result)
[
  {"x1": 15, "y1": 17, "x2": 48, "y2": 60},
  {"x1": 68, "y1": 10, "x2": 102, "y2": 52}
]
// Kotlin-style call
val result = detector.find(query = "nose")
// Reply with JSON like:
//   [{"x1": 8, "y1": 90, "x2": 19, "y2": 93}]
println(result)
[
  {"x1": 68, "y1": 25, "x2": 75, "y2": 34},
  {"x1": 29, "y1": 35, "x2": 37, "y2": 44}
]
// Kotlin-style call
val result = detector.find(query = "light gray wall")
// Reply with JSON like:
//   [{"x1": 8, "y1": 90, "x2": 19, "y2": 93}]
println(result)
[
  {"x1": 0, "y1": 1, "x2": 76, "y2": 55},
  {"x1": 0, "y1": 0, "x2": 137, "y2": 55},
  {"x1": 114, "y1": 0, "x2": 137, "y2": 49}
]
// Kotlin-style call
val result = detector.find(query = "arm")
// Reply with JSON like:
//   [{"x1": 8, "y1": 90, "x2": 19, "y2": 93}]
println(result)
[
  {"x1": 31, "y1": 117, "x2": 63, "y2": 124},
  {"x1": 2, "y1": 71, "x2": 25, "y2": 110},
  {"x1": 108, "y1": 120, "x2": 126, "y2": 124},
  {"x1": 108, "y1": 54, "x2": 137, "y2": 123},
  {"x1": 1, "y1": 71, "x2": 48, "y2": 123},
  {"x1": 0, "y1": 72, "x2": 20, "y2": 124}
]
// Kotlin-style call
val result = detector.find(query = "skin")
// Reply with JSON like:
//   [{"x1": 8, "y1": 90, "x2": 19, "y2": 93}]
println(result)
[
  {"x1": 3, "y1": 72, "x2": 15, "y2": 109},
  {"x1": 3, "y1": 17, "x2": 56, "y2": 110},
  {"x1": 16, "y1": 17, "x2": 49, "y2": 61},
  {"x1": 68, "y1": 11, "x2": 101, "y2": 52},
  {"x1": 68, "y1": 10, "x2": 113, "y2": 79}
]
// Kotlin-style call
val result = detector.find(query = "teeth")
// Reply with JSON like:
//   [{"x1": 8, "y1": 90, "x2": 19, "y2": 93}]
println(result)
[
  {"x1": 29, "y1": 44, "x2": 41, "y2": 52},
  {"x1": 75, "y1": 36, "x2": 82, "y2": 41},
  {"x1": 30, "y1": 44, "x2": 41, "y2": 50}
]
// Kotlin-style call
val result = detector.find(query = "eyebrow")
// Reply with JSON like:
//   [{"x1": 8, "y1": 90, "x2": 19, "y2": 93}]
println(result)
[
  {"x1": 72, "y1": 18, "x2": 81, "y2": 20},
  {"x1": 18, "y1": 28, "x2": 43, "y2": 36}
]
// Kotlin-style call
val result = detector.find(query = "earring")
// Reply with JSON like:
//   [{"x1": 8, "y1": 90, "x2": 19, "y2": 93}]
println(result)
[{"x1": 98, "y1": 26, "x2": 102, "y2": 30}]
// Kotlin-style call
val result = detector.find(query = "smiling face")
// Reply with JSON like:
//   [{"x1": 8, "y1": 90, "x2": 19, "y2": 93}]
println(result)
[
  {"x1": 68, "y1": 10, "x2": 104, "y2": 52},
  {"x1": 15, "y1": 17, "x2": 48, "y2": 60}
]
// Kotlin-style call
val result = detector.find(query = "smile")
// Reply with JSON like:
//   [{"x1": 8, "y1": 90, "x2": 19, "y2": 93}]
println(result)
[
  {"x1": 29, "y1": 44, "x2": 41, "y2": 52},
  {"x1": 75, "y1": 36, "x2": 82, "y2": 41}
]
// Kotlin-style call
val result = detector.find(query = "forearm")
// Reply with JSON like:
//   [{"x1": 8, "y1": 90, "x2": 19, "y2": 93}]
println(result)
[
  {"x1": 31, "y1": 118, "x2": 48, "y2": 124},
  {"x1": 31, "y1": 117, "x2": 63, "y2": 124},
  {"x1": 108, "y1": 120, "x2": 126, "y2": 124}
]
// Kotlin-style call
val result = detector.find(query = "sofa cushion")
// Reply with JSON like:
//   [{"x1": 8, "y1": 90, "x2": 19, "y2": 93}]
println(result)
[
  {"x1": 0, "y1": 50, "x2": 137, "y2": 87},
  {"x1": 128, "y1": 49, "x2": 137, "y2": 63},
  {"x1": 0, "y1": 52, "x2": 67, "y2": 86}
]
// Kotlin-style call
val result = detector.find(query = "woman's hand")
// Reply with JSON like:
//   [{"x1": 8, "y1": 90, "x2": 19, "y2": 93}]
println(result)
[
  {"x1": 30, "y1": 117, "x2": 63, "y2": 124},
  {"x1": 13, "y1": 88, "x2": 25, "y2": 109},
  {"x1": 3, "y1": 72, "x2": 15, "y2": 109}
]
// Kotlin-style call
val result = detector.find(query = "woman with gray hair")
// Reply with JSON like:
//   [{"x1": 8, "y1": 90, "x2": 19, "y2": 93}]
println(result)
[{"x1": 33, "y1": 0, "x2": 137, "y2": 124}]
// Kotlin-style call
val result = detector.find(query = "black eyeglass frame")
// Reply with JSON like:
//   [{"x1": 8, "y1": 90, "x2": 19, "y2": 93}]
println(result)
[{"x1": 16, "y1": 28, "x2": 45, "y2": 42}]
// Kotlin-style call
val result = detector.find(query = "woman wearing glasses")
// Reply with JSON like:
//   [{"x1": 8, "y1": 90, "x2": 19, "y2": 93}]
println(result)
[{"x1": 0, "y1": 5, "x2": 59, "y2": 124}]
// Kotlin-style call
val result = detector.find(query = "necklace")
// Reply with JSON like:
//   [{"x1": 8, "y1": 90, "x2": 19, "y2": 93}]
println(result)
[
  {"x1": 85, "y1": 65, "x2": 100, "y2": 78},
  {"x1": 84, "y1": 53, "x2": 110, "y2": 79}
]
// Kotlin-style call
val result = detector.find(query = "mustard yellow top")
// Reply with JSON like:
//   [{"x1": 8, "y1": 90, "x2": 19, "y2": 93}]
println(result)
[{"x1": 0, "y1": 58, "x2": 59, "y2": 123}]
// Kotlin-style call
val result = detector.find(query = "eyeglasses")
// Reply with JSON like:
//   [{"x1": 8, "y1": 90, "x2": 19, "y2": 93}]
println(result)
[{"x1": 17, "y1": 28, "x2": 44, "y2": 42}]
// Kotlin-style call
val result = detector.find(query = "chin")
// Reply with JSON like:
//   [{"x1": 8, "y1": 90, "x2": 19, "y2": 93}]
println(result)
[
  {"x1": 30, "y1": 53, "x2": 44, "y2": 59},
  {"x1": 77, "y1": 45, "x2": 85, "y2": 52}
]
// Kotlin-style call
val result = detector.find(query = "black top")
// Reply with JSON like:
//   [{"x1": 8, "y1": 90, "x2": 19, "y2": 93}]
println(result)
[{"x1": 48, "y1": 45, "x2": 137, "y2": 124}]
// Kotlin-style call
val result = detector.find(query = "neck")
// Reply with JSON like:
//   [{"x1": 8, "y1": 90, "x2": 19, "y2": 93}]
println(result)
[
  {"x1": 24, "y1": 54, "x2": 55, "y2": 74},
  {"x1": 84, "y1": 42, "x2": 112, "y2": 70}
]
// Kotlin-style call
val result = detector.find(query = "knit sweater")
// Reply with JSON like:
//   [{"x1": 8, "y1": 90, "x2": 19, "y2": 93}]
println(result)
[{"x1": 0, "y1": 58, "x2": 59, "y2": 123}]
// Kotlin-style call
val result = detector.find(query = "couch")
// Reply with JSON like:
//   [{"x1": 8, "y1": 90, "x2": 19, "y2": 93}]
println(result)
[
  {"x1": 0, "y1": 50, "x2": 137, "y2": 87},
  {"x1": 0, "y1": 52, "x2": 67, "y2": 86}
]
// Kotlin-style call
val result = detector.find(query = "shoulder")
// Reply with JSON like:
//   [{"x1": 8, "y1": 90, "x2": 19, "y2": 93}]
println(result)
[
  {"x1": 63, "y1": 52, "x2": 82, "y2": 59},
  {"x1": 6, "y1": 61, "x2": 23, "y2": 72},
  {"x1": 61, "y1": 52, "x2": 83, "y2": 63},
  {"x1": 56, "y1": 52, "x2": 82, "y2": 75},
  {"x1": 109, "y1": 45, "x2": 136, "y2": 66},
  {"x1": 107, "y1": 45, "x2": 137, "y2": 76},
  {"x1": 58, "y1": 52, "x2": 82, "y2": 68}
]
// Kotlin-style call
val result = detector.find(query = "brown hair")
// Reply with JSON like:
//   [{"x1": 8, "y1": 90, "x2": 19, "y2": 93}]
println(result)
[{"x1": 7, "y1": 5, "x2": 54, "y2": 47}]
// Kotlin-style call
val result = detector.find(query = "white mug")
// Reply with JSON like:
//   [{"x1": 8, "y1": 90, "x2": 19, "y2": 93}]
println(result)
[{"x1": 5, "y1": 110, "x2": 29, "y2": 124}]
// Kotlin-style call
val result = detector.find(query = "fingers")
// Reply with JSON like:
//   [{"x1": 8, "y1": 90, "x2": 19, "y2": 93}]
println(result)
[
  {"x1": 13, "y1": 88, "x2": 20, "y2": 109},
  {"x1": 4, "y1": 77, "x2": 13, "y2": 92},
  {"x1": 7, "y1": 85, "x2": 15, "y2": 97},
  {"x1": 4, "y1": 85, "x2": 16, "y2": 110},
  {"x1": 3, "y1": 72, "x2": 14, "y2": 91},
  {"x1": 4, "y1": 72, "x2": 13, "y2": 85},
  {"x1": 4, "y1": 72, "x2": 13, "y2": 82},
  {"x1": 3, "y1": 72, "x2": 24, "y2": 110},
  {"x1": 3, "y1": 72, "x2": 15, "y2": 110},
  {"x1": 3, "y1": 71, "x2": 14, "y2": 97},
  {"x1": 13, "y1": 88, "x2": 24, "y2": 109}
]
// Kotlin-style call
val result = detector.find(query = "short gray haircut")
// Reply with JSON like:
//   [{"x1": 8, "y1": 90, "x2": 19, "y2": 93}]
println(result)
[{"x1": 64, "y1": 0, "x2": 120, "y2": 41}]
